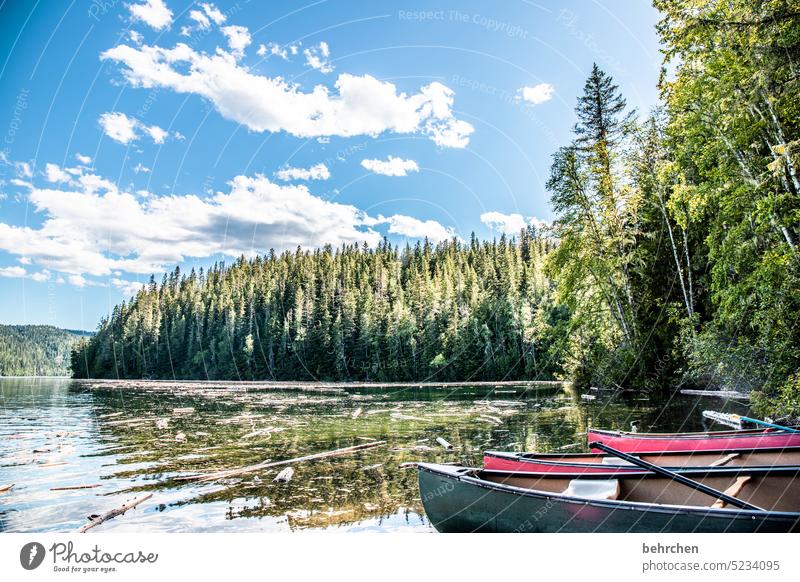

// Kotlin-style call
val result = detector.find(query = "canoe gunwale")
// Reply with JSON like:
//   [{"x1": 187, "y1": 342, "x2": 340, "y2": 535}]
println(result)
[
  {"x1": 486, "y1": 445, "x2": 800, "y2": 460},
  {"x1": 588, "y1": 428, "x2": 783, "y2": 440},
  {"x1": 418, "y1": 463, "x2": 800, "y2": 522},
  {"x1": 484, "y1": 446, "x2": 800, "y2": 472}
]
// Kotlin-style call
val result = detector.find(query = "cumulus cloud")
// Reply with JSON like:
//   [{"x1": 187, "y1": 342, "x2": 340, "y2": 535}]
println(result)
[
  {"x1": 386, "y1": 215, "x2": 454, "y2": 243},
  {"x1": 519, "y1": 83, "x2": 555, "y2": 105},
  {"x1": 101, "y1": 42, "x2": 474, "y2": 147},
  {"x1": 361, "y1": 156, "x2": 419, "y2": 177},
  {"x1": 480, "y1": 211, "x2": 548, "y2": 234},
  {"x1": 75, "y1": 153, "x2": 92, "y2": 165},
  {"x1": 200, "y1": 2, "x2": 225, "y2": 25},
  {"x1": 0, "y1": 265, "x2": 26, "y2": 278},
  {"x1": 44, "y1": 163, "x2": 71, "y2": 183},
  {"x1": 221, "y1": 25, "x2": 251, "y2": 57},
  {"x1": 128, "y1": 0, "x2": 173, "y2": 31},
  {"x1": 98, "y1": 112, "x2": 171, "y2": 145},
  {"x1": 0, "y1": 167, "x2": 455, "y2": 285},
  {"x1": 304, "y1": 41, "x2": 333, "y2": 73},
  {"x1": 275, "y1": 163, "x2": 330, "y2": 181}
]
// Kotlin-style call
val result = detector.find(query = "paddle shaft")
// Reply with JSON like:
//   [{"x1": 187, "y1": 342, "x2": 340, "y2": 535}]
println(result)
[
  {"x1": 735, "y1": 415, "x2": 800, "y2": 434},
  {"x1": 589, "y1": 441, "x2": 764, "y2": 511}
]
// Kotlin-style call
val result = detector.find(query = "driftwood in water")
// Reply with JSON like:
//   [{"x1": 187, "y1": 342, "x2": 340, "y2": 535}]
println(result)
[
  {"x1": 51, "y1": 484, "x2": 101, "y2": 491},
  {"x1": 273, "y1": 467, "x2": 294, "y2": 483},
  {"x1": 0, "y1": 484, "x2": 13, "y2": 493},
  {"x1": 177, "y1": 440, "x2": 387, "y2": 482},
  {"x1": 436, "y1": 437, "x2": 454, "y2": 450},
  {"x1": 77, "y1": 493, "x2": 153, "y2": 533}
]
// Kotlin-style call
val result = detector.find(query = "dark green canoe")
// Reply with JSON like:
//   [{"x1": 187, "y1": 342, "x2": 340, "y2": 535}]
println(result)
[{"x1": 418, "y1": 463, "x2": 800, "y2": 533}]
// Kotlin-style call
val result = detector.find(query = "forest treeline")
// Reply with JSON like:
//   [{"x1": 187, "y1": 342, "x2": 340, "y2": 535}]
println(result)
[
  {"x1": 72, "y1": 1, "x2": 799, "y2": 415},
  {"x1": 0, "y1": 325, "x2": 89, "y2": 376},
  {"x1": 71, "y1": 234, "x2": 568, "y2": 382}
]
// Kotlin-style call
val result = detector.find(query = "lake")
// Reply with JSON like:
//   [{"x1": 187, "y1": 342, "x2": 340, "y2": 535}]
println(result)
[{"x1": 0, "y1": 378, "x2": 750, "y2": 533}]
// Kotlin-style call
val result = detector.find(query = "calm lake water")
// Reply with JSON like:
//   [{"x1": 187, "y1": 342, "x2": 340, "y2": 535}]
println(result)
[{"x1": 0, "y1": 378, "x2": 751, "y2": 533}]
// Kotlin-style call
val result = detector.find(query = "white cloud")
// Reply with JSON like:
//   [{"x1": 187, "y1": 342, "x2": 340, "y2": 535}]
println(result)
[
  {"x1": 221, "y1": 25, "x2": 251, "y2": 57},
  {"x1": 16, "y1": 161, "x2": 32, "y2": 178},
  {"x1": 519, "y1": 83, "x2": 555, "y2": 105},
  {"x1": 44, "y1": 163, "x2": 71, "y2": 183},
  {"x1": 200, "y1": 3, "x2": 225, "y2": 25},
  {"x1": 101, "y1": 42, "x2": 474, "y2": 148},
  {"x1": 99, "y1": 112, "x2": 170, "y2": 145},
  {"x1": 386, "y1": 215, "x2": 454, "y2": 243},
  {"x1": 128, "y1": 0, "x2": 173, "y2": 31},
  {"x1": 113, "y1": 277, "x2": 144, "y2": 297},
  {"x1": 0, "y1": 265, "x2": 26, "y2": 278},
  {"x1": 480, "y1": 211, "x2": 548, "y2": 235},
  {"x1": 68, "y1": 274, "x2": 88, "y2": 287},
  {"x1": 304, "y1": 41, "x2": 333, "y2": 74},
  {"x1": 0, "y1": 167, "x2": 456, "y2": 284},
  {"x1": 30, "y1": 269, "x2": 51, "y2": 282},
  {"x1": 143, "y1": 124, "x2": 168, "y2": 144},
  {"x1": 133, "y1": 163, "x2": 151, "y2": 174},
  {"x1": 188, "y1": 9, "x2": 210, "y2": 29},
  {"x1": 258, "y1": 42, "x2": 298, "y2": 60},
  {"x1": 129, "y1": 30, "x2": 143, "y2": 44},
  {"x1": 75, "y1": 153, "x2": 92, "y2": 165},
  {"x1": 275, "y1": 163, "x2": 330, "y2": 181},
  {"x1": 99, "y1": 112, "x2": 138, "y2": 144},
  {"x1": 361, "y1": 156, "x2": 419, "y2": 177}
]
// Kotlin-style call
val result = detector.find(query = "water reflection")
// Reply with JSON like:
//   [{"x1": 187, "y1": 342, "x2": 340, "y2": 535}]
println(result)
[{"x1": 0, "y1": 378, "x2": 751, "y2": 532}]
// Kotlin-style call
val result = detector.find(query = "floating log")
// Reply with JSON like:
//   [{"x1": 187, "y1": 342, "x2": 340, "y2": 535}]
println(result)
[
  {"x1": 176, "y1": 440, "x2": 387, "y2": 482},
  {"x1": 77, "y1": 493, "x2": 153, "y2": 533},
  {"x1": 352, "y1": 407, "x2": 363, "y2": 419},
  {"x1": 682, "y1": 389, "x2": 750, "y2": 399},
  {"x1": 273, "y1": 467, "x2": 294, "y2": 483},
  {"x1": 51, "y1": 484, "x2": 101, "y2": 491},
  {"x1": 0, "y1": 484, "x2": 13, "y2": 493},
  {"x1": 436, "y1": 437, "x2": 454, "y2": 451}
]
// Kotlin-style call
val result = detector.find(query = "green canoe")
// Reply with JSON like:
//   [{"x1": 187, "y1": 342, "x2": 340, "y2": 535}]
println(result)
[{"x1": 418, "y1": 463, "x2": 800, "y2": 533}]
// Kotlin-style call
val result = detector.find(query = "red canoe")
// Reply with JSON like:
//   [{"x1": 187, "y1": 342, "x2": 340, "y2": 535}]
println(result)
[
  {"x1": 588, "y1": 427, "x2": 800, "y2": 453},
  {"x1": 484, "y1": 446, "x2": 800, "y2": 474}
]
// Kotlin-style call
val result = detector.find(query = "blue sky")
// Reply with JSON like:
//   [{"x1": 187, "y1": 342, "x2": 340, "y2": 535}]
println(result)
[{"x1": 0, "y1": 0, "x2": 661, "y2": 330}]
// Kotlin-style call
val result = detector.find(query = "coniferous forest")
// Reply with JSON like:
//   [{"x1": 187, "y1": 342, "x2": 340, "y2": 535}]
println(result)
[
  {"x1": 72, "y1": 1, "x2": 800, "y2": 417},
  {"x1": 0, "y1": 325, "x2": 89, "y2": 376}
]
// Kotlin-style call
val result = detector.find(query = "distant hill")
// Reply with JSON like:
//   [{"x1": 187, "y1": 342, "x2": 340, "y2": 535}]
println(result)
[{"x1": 0, "y1": 325, "x2": 92, "y2": 377}]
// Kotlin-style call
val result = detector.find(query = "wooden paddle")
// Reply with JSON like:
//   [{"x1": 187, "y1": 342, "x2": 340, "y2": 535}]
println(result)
[{"x1": 589, "y1": 441, "x2": 765, "y2": 511}]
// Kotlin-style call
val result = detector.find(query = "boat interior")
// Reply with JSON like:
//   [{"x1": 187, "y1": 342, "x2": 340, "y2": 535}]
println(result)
[{"x1": 476, "y1": 469, "x2": 800, "y2": 512}]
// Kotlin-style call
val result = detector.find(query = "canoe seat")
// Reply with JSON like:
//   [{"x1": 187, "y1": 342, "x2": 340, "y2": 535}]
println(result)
[
  {"x1": 711, "y1": 476, "x2": 751, "y2": 508},
  {"x1": 601, "y1": 456, "x2": 637, "y2": 466},
  {"x1": 562, "y1": 479, "x2": 620, "y2": 500}
]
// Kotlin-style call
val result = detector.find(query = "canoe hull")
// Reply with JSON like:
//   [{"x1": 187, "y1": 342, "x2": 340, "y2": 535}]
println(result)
[
  {"x1": 588, "y1": 428, "x2": 800, "y2": 453},
  {"x1": 484, "y1": 446, "x2": 800, "y2": 474},
  {"x1": 418, "y1": 464, "x2": 800, "y2": 533}
]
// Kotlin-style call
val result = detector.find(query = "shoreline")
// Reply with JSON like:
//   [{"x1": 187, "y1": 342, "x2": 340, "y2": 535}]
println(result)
[{"x1": 71, "y1": 378, "x2": 570, "y2": 390}]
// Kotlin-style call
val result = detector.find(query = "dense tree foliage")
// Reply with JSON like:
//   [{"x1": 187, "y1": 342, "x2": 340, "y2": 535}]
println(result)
[
  {"x1": 71, "y1": 233, "x2": 568, "y2": 382},
  {"x1": 654, "y1": 0, "x2": 800, "y2": 412},
  {"x1": 0, "y1": 325, "x2": 89, "y2": 376}
]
